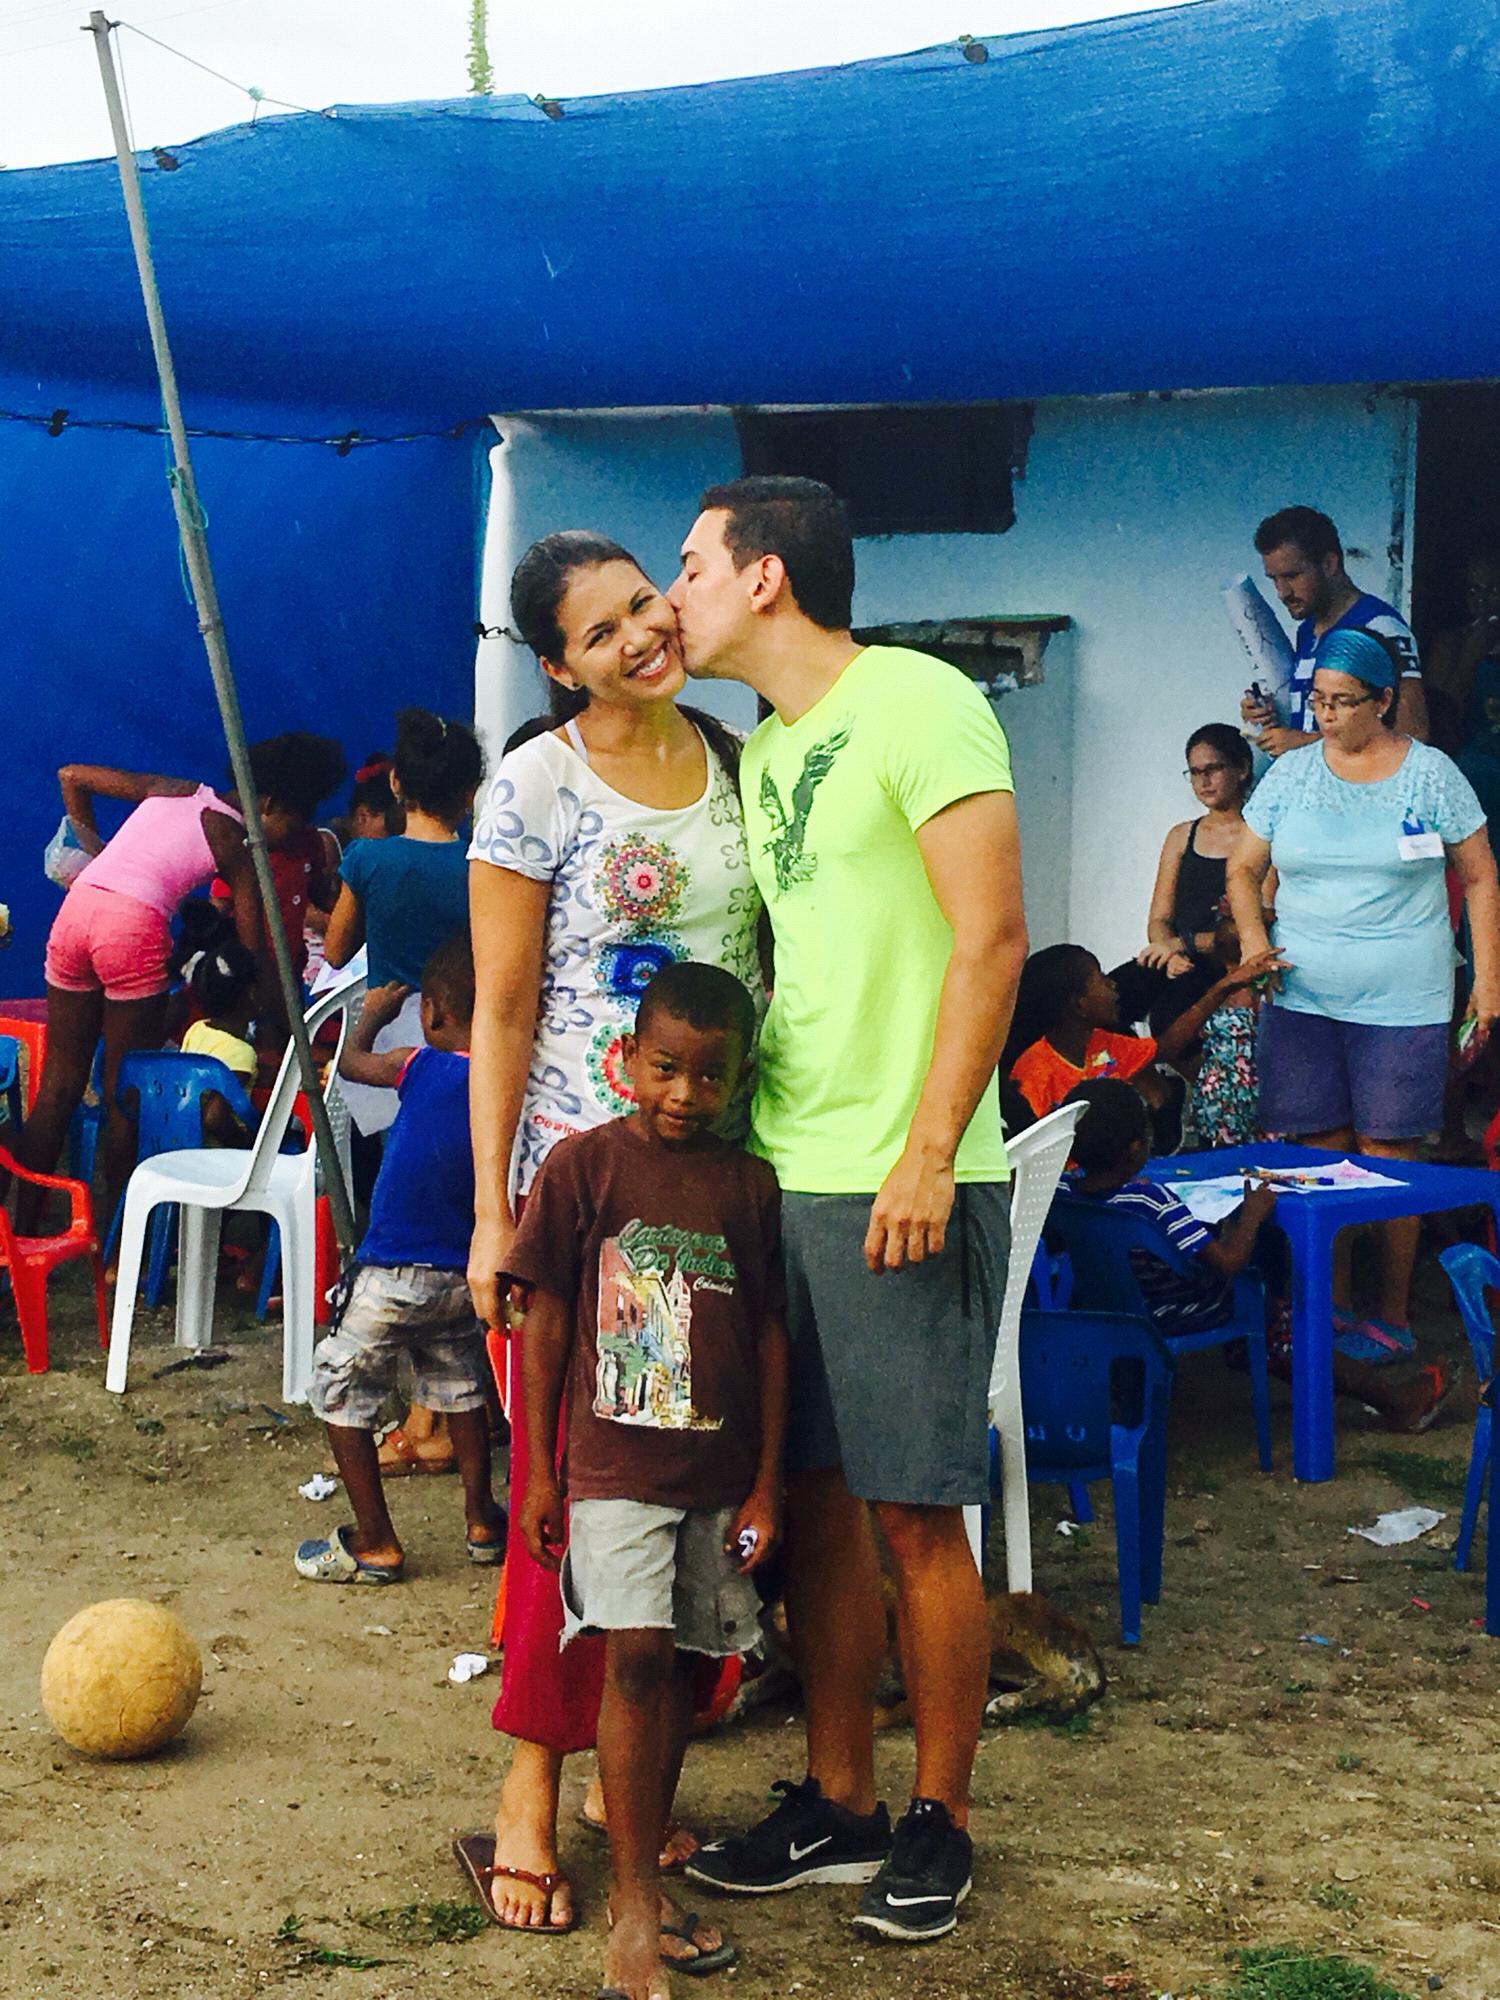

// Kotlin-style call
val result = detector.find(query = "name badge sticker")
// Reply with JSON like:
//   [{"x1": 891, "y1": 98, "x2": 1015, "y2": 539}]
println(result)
[{"x1": 1398, "y1": 813, "x2": 1444, "y2": 861}]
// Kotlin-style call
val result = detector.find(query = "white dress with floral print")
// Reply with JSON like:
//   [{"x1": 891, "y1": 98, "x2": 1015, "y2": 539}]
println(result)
[{"x1": 468, "y1": 723, "x2": 763, "y2": 1196}]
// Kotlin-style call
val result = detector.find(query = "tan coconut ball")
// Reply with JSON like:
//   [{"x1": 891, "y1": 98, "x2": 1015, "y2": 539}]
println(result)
[{"x1": 41, "y1": 1599, "x2": 202, "y2": 1760}]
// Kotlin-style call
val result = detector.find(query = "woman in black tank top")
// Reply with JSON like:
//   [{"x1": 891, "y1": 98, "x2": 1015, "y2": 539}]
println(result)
[{"x1": 1111, "y1": 723, "x2": 1254, "y2": 1034}]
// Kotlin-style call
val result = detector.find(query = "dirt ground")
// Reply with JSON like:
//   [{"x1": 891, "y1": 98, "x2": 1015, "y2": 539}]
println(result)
[{"x1": 3, "y1": 1261, "x2": 1498, "y2": 2000}]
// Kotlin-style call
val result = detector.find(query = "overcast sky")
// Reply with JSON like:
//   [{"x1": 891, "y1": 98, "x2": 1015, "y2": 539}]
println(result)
[{"x1": 0, "y1": 0, "x2": 1190, "y2": 170}]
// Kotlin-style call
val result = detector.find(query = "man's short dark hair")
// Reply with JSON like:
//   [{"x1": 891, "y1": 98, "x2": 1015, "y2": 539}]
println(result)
[
  {"x1": 1063, "y1": 1078, "x2": 1151, "y2": 1176},
  {"x1": 699, "y1": 475, "x2": 855, "y2": 631},
  {"x1": 1253, "y1": 506, "x2": 1343, "y2": 566},
  {"x1": 421, "y1": 931, "x2": 475, "y2": 1021},
  {"x1": 635, "y1": 960, "x2": 756, "y2": 1057}
]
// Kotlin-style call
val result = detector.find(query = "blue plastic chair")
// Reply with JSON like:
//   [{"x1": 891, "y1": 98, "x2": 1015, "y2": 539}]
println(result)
[
  {"x1": 1437, "y1": 1243, "x2": 1497, "y2": 1584},
  {"x1": 1006, "y1": 1306, "x2": 1173, "y2": 1645},
  {"x1": 105, "y1": 1052, "x2": 258, "y2": 1307},
  {"x1": 1046, "y1": 1190, "x2": 1274, "y2": 1473},
  {"x1": 66, "y1": 1042, "x2": 105, "y2": 1185},
  {"x1": 0, "y1": 1036, "x2": 20, "y2": 1134}
]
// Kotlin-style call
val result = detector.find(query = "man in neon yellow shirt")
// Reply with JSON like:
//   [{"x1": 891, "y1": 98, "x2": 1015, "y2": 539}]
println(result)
[{"x1": 667, "y1": 477, "x2": 1027, "y2": 1942}]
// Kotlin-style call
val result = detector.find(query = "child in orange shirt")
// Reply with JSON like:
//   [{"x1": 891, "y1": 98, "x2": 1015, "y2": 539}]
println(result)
[{"x1": 1004, "y1": 943, "x2": 1271, "y2": 1127}]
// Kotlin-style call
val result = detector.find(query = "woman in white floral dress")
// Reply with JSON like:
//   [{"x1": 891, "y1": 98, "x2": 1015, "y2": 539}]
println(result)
[{"x1": 461, "y1": 532, "x2": 762, "y2": 1944}]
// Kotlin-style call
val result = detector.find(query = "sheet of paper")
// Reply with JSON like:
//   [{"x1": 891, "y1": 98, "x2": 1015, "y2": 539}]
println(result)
[
  {"x1": 1250, "y1": 1159, "x2": 1405, "y2": 1192},
  {"x1": 1348, "y1": 1507, "x2": 1445, "y2": 1547},
  {"x1": 1163, "y1": 1160, "x2": 1405, "y2": 1224},
  {"x1": 1161, "y1": 1175, "x2": 1248, "y2": 1225},
  {"x1": 1222, "y1": 574, "x2": 1294, "y2": 715}
]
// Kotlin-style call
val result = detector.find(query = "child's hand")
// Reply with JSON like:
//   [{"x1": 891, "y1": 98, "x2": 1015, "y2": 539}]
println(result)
[
  {"x1": 1221, "y1": 947, "x2": 1286, "y2": 996},
  {"x1": 361, "y1": 980, "x2": 414, "y2": 1031},
  {"x1": 1240, "y1": 1179, "x2": 1278, "y2": 1226},
  {"x1": 726, "y1": 1484, "x2": 780, "y2": 1575},
  {"x1": 520, "y1": 1471, "x2": 566, "y2": 1573}
]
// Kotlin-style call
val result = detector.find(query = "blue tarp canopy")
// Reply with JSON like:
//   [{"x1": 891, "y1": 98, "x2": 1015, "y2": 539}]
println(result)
[
  {"x1": 3, "y1": 0, "x2": 1499, "y2": 425},
  {"x1": 3, "y1": 0, "x2": 1498, "y2": 991}
]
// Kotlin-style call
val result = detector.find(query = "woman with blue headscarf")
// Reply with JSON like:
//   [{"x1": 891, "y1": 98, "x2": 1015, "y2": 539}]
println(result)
[{"x1": 1228, "y1": 628, "x2": 1500, "y2": 1359}]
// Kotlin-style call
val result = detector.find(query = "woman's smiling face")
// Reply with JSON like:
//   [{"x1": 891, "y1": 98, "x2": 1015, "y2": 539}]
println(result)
[{"x1": 545, "y1": 559, "x2": 685, "y2": 710}]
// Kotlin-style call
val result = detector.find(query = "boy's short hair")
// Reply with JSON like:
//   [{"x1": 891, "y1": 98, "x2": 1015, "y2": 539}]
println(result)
[
  {"x1": 635, "y1": 961, "x2": 756, "y2": 1056},
  {"x1": 1064, "y1": 1078, "x2": 1151, "y2": 1175},
  {"x1": 420, "y1": 931, "x2": 475, "y2": 1021}
]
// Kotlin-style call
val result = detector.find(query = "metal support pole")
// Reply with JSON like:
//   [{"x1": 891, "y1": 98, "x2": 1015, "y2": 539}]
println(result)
[{"x1": 86, "y1": 11, "x2": 356, "y2": 1254}]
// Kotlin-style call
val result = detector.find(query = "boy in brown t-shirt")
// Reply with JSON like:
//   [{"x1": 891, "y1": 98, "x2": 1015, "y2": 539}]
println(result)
[{"x1": 506, "y1": 962, "x2": 788, "y2": 2000}]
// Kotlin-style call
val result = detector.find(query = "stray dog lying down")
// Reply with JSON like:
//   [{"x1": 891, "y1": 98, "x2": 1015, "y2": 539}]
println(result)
[{"x1": 728, "y1": 1582, "x2": 1106, "y2": 1728}]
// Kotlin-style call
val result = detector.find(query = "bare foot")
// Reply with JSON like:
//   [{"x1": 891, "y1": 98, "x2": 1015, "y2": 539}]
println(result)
[
  {"x1": 491, "y1": 1771, "x2": 573, "y2": 1931},
  {"x1": 603, "y1": 1907, "x2": 668, "y2": 2000},
  {"x1": 659, "y1": 1896, "x2": 723, "y2": 1965},
  {"x1": 583, "y1": 1774, "x2": 700, "y2": 1870},
  {"x1": 608, "y1": 1894, "x2": 724, "y2": 1966},
  {"x1": 466, "y1": 1499, "x2": 507, "y2": 1549},
  {"x1": 348, "y1": 1532, "x2": 404, "y2": 1570}
]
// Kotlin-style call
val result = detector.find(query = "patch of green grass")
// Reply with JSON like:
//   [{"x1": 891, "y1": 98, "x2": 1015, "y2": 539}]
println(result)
[
  {"x1": 1308, "y1": 1882, "x2": 1359, "y2": 1912},
  {"x1": 356, "y1": 1901, "x2": 487, "y2": 1945},
  {"x1": 1283, "y1": 1680, "x2": 1314, "y2": 1697},
  {"x1": 50, "y1": 1429, "x2": 96, "y2": 1462},
  {"x1": 1012, "y1": 1706, "x2": 1096, "y2": 1739},
  {"x1": 1364, "y1": 1448, "x2": 1467, "y2": 1511},
  {"x1": 1218, "y1": 1946, "x2": 1411, "y2": 2000},
  {"x1": 273, "y1": 1913, "x2": 388, "y2": 1969},
  {"x1": 1334, "y1": 1752, "x2": 1363, "y2": 1773}
]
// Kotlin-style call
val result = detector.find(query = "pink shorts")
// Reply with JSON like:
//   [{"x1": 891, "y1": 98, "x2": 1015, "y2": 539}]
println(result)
[{"x1": 44, "y1": 883, "x2": 172, "y2": 1003}]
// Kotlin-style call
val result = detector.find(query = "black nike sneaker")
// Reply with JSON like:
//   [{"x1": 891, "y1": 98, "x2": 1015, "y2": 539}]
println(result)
[
  {"x1": 684, "y1": 1776, "x2": 892, "y2": 1894},
  {"x1": 850, "y1": 1796, "x2": 973, "y2": 1940}
]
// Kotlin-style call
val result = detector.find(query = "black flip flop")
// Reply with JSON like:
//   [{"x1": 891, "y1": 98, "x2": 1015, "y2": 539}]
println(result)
[{"x1": 659, "y1": 1909, "x2": 738, "y2": 1977}]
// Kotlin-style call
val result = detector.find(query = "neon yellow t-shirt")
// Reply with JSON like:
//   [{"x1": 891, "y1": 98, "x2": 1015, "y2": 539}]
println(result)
[{"x1": 741, "y1": 645, "x2": 1014, "y2": 1194}]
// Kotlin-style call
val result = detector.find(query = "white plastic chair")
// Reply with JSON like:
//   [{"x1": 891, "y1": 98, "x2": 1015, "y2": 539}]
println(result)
[
  {"x1": 965, "y1": 1101, "x2": 1084, "y2": 1588},
  {"x1": 106, "y1": 978, "x2": 366, "y2": 1404}
]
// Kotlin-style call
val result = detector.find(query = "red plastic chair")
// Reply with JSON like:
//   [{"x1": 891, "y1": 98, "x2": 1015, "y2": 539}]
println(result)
[{"x1": 0, "y1": 1141, "x2": 107, "y2": 1373}]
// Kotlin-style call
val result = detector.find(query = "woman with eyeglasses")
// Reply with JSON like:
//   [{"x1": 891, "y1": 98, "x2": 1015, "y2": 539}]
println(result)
[
  {"x1": 1142, "y1": 725, "x2": 1255, "y2": 974},
  {"x1": 1111, "y1": 724, "x2": 1255, "y2": 1037},
  {"x1": 1228, "y1": 627, "x2": 1500, "y2": 1359}
]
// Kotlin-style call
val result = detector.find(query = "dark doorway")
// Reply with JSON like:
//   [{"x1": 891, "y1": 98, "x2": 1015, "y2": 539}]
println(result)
[
  {"x1": 1410, "y1": 383, "x2": 1500, "y2": 750},
  {"x1": 1411, "y1": 384, "x2": 1500, "y2": 640}
]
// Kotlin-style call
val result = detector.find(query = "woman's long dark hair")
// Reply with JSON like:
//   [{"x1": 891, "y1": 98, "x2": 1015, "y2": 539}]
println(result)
[{"x1": 509, "y1": 530, "x2": 742, "y2": 782}]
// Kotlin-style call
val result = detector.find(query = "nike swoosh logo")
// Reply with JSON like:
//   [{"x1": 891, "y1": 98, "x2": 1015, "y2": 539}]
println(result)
[
  {"x1": 884, "y1": 1893, "x2": 949, "y2": 1907},
  {"x1": 788, "y1": 1836, "x2": 832, "y2": 1861}
]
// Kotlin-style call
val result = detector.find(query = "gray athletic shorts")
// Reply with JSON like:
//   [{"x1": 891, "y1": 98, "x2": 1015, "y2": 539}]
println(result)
[
  {"x1": 783, "y1": 1184, "x2": 1009, "y2": 1507},
  {"x1": 560, "y1": 1499, "x2": 762, "y2": 1658}
]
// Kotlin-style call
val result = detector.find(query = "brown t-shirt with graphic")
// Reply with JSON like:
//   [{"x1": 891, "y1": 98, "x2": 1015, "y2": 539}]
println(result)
[{"x1": 505, "y1": 1117, "x2": 784, "y2": 1511}]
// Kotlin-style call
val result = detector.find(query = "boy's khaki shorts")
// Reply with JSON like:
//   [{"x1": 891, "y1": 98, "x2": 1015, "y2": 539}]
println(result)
[
  {"x1": 307, "y1": 1265, "x2": 487, "y2": 1429},
  {"x1": 560, "y1": 1499, "x2": 761, "y2": 1658}
]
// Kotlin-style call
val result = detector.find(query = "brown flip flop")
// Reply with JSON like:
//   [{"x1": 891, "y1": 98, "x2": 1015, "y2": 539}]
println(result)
[
  {"x1": 378, "y1": 1424, "x2": 456, "y2": 1478},
  {"x1": 452, "y1": 1833, "x2": 578, "y2": 1934}
]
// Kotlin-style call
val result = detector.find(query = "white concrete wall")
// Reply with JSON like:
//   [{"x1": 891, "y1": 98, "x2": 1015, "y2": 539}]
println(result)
[{"x1": 475, "y1": 386, "x2": 1409, "y2": 960}]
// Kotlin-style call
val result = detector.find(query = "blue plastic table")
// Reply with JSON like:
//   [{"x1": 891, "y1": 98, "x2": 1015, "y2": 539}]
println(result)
[{"x1": 1144, "y1": 1142, "x2": 1500, "y2": 1483}]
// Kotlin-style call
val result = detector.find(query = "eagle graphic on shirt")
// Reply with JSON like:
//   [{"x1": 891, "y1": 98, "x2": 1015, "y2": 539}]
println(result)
[
  {"x1": 593, "y1": 1224, "x2": 730, "y2": 1430},
  {"x1": 758, "y1": 721, "x2": 852, "y2": 895}
]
